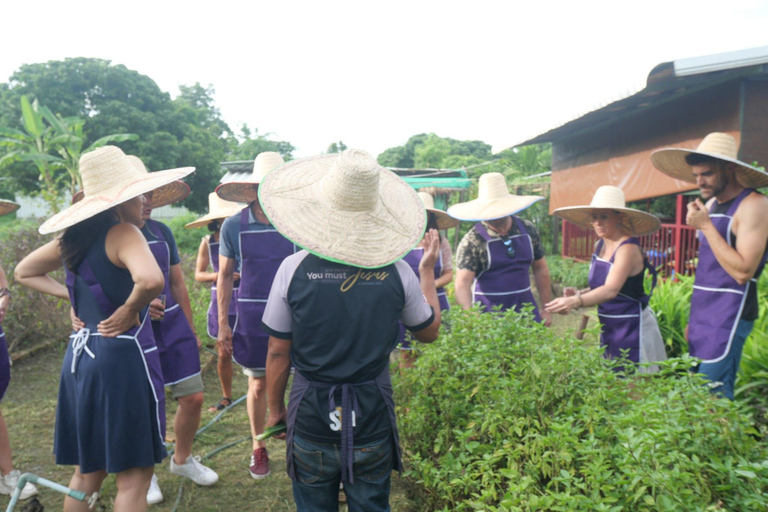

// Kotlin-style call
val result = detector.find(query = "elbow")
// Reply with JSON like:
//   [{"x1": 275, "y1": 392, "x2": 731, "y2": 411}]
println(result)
[
  {"x1": 144, "y1": 273, "x2": 165, "y2": 296},
  {"x1": 734, "y1": 275, "x2": 752, "y2": 286}
]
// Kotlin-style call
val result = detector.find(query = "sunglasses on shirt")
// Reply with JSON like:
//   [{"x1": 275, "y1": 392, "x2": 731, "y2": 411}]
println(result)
[{"x1": 502, "y1": 238, "x2": 516, "y2": 259}]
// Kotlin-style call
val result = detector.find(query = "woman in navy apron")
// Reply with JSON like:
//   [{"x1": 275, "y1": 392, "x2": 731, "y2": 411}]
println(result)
[
  {"x1": 0, "y1": 200, "x2": 38, "y2": 501},
  {"x1": 396, "y1": 193, "x2": 458, "y2": 367},
  {"x1": 15, "y1": 146, "x2": 193, "y2": 512},
  {"x1": 547, "y1": 186, "x2": 667, "y2": 373},
  {"x1": 186, "y1": 193, "x2": 242, "y2": 412}
]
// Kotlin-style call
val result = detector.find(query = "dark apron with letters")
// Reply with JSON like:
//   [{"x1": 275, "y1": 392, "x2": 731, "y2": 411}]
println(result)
[
  {"x1": 589, "y1": 238, "x2": 654, "y2": 366},
  {"x1": 145, "y1": 219, "x2": 201, "y2": 385},
  {"x1": 233, "y1": 208, "x2": 294, "y2": 370},
  {"x1": 688, "y1": 188, "x2": 766, "y2": 362},
  {"x1": 472, "y1": 220, "x2": 541, "y2": 321},
  {"x1": 396, "y1": 246, "x2": 449, "y2": 349},
  {"x1": 65, "y1": 259, "x2": 166, "y2": 437},
  {"x1": 206, "y1": 237, "x2": 239, "y2": 339},
  {"x1": 285, "y1": 367, "x2": 402, "y2": 484}
]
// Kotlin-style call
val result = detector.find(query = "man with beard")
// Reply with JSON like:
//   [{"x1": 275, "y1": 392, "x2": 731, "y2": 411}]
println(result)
[{"x1": 652, "y1": 132, "x2": 768, "y2": 399}]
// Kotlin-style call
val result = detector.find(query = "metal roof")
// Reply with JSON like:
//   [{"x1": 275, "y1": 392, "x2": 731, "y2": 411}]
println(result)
[{"x1": 515, "y1": 46, "x2": 768, "y2": 147}]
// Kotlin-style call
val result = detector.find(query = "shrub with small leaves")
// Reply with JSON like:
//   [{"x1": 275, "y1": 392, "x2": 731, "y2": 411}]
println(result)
[{"x1": 395, "y1": 307, "x2": 768, "y2": 511}]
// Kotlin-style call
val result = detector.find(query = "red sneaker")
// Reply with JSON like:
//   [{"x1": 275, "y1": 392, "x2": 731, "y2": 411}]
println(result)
[{"x1": 249, "y1": 447, "x2": 270, "y2": 479}]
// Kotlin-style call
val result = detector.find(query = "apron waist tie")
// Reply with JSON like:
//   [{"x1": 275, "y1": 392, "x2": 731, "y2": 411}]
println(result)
[{"x1": 70, "y1": 328, "x2": 96, "y2": 373}]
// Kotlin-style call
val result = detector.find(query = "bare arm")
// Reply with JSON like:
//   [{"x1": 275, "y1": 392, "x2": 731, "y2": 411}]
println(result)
[
  {"x1": 169, "y1": 263, "x2": 200, "y2": 345},
  {"x1": 265, "y1": 336, "x2": 292, "y2": 435},
  {"x1": 435, "y1": 268, "x2": 453, "y2": 289},
  {"x1": 532, "y1": 257, "x2": 553, "y2": 326},
  {"x1": 194, "y1": 238, "x2": 217, "y2": 283},
  {"x1": 411, "y1": 229, "x2": 441, "y2": 343},
  {"x1": 691, "y1": 195, "x2": 768, "y2": 284},
  {"x1": 455, "y1": 269, "x2": 475, "y2": 311},
  {"x1": 216, "y1": 255, "x2": 236, "y2": 355},
  {"x1": 545, "y1": 243, "x2": 641, "y2": 314},
  {"x1": 0, "y1": 265, "x2": 9, "y2": 323},
  {"x1": 14, "y1": 239, "x2": 70, "y2": 300}
]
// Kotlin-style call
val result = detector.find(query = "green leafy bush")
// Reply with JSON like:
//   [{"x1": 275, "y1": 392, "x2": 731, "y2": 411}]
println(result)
[
  {"x1": 165, "y1": 212, "x2": 209, "y2": 256},
  {"x1": 395, "y1": 308, "x2": 768, "y2": 511},
  {"x1": 0, "y1": 220, "x2": 69, "y2": 353},
  {"x1": 735, "y1": 273, "x2": 768, "y2": 416},
  {"x1": 546, "y1": 255, "x2": 590, "y2": 295}
]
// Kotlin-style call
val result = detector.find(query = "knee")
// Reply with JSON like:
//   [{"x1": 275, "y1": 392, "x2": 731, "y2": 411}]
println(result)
[
  {"x1": 179, "y1": 392, "x2": 204, "y2": 410},
  {"x1": 249, "y1": 377, "x2": 265, "y2": 399}
]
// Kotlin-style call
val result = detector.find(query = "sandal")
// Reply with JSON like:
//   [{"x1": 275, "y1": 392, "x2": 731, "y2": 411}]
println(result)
[{"x1": 207, "y1": 397, "x2": 233, "y2": 412}]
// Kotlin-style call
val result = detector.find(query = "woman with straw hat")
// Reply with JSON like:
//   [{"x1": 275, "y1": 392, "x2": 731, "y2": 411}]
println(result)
[
  {"x1": 14, "y1": 146, "x2": 194, "y2": 511},
  {"x1": 215, "y1": 151, "x2": 294, "y2": 479},
  {"x1": 396, "y1": 192, "x2": 458, "y2": 367},
  {"x1": 185, "y1": 193, "x2": 243, "y2": 413},
  {"x1": 545, "y1": 186, "x2": 666, "y2": 373},
  {"x1": 448, "y1": 172, "x2": 552, "y2": 325},
  {"x1": 259, "y1": 149, "x2": 441, "y2": 510},
  {"x1": 0, "y1": 200, "x2": 38, "y2": 501}
]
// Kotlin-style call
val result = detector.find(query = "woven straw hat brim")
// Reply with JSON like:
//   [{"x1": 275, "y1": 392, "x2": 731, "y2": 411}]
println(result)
[
  {"x1": 447, "y1": 195, "x2": 544, "y2": 222},
  {"x1": 428, "y1": 208, "x2": 460, "y2": 229},
  {"x1": 0, "y1": 199, "x2": 20, "y2": 217},
  {"x1": 72, "y1": 180, "x2": 190, "y2": 208},
  {"x1": 650, "y1": 148, "x2": 768, "y2": 189},
  {"x1": 185, "y1": 205, "x2": 244, "y2": 229},
  {"x1": 40, "y1": 167, "x2": 195, "y2": 234},
  {"x1": 554, "y1": 206, "x2": 661, "y2": 237},
  {"x1": 258, "y1": 154, "x2": 426, "y2": 269},
  {"x1": 216, "y1": 182, "x2": 260, "y2": 204}
]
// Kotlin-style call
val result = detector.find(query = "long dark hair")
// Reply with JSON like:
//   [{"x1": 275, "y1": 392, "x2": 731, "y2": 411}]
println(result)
[
  {"x1": 60, "y1": 209, "x2": 120, "y2": 272},
  {"x1": 427, "y1": 212, "x2": 443, "y2": 241}
]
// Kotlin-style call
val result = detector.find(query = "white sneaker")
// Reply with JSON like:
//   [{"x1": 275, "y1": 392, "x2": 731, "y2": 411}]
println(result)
[
  {"x1": 170, "y1": 455, "x2": 219, "y2": 486},
  {"x1": 147, "y1": 474, "x2": 163, "y2": 505},
  {"x1": 0, "y1": 470, "x2": 38, "y2": 500}
]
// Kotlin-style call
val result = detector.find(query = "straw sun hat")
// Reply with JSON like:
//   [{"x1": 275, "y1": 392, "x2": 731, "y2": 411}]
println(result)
[
  {"x1": 446, "y1": 172, "x2": 543, "y2": 221},
  {"x1": 72, "y1": 155, "x2": 190, "y2": 208},
  {"x1": 258, "y1": 149, "x2": 425, "y2": 268},
  {"x1": 553, "y1": 186, "x2": 660, "y2": 237},
  {"x1": 0, "y1": 199, "x2": 20, "y2": 217},
  {"x1": 184, "y1": 193, "x2": 244, "y2": 229},
  {"x1": 40, "y1": 146, "x2": 195, "y2": 235},
  {"x1": 651, "y1": 132, "x2": 768, "y2": 189},
  {"x1": 216, "y1": 152, "x2": 285, "y2": 203},
  {"x1": 418, "y1": 192, "x2": 459, "y2": 230}
]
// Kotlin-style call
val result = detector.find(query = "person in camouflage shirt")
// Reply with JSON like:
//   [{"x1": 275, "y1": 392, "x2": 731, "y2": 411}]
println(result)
[{"x1": 448, "y1": 173, "x2": 553, "y2": 326}]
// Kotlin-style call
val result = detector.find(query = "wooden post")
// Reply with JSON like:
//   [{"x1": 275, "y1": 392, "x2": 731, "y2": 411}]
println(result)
[{"x1": 674, "y1": 194, "x2": 685, "y2": 277}]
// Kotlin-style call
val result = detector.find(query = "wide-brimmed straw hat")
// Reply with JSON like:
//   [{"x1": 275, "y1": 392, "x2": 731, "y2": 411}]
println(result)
[
  {"x1": 419, "y1": 192, "x2": 459, "y2": 229},
  {"x1": 553, "y1": 185, "x2": 660, "y2": 237},
  {"x1": 651, "y1": 132, "x2": 768, "y2": 189},
  {"x1": 258, "y1": 149, "x2": 425, "y2": 268},
  {"x1": 72, "y1": 155, "x2": 190, "y2": 207},
  {"x1": 446, "y1": 172, "x2": 543, "y2": 221},
  {"x1": 185, "y1": 193, "x2": 244, "y2": 229},
  {"x1": 0, "y1": 199, "x2": 20, "y2": 217},
  {"x1": 216, "y1": 152, "x2": 285, "y2": 203},
  {"x1": 40, "y1": 146, "x2": 195, "y2": 234}
]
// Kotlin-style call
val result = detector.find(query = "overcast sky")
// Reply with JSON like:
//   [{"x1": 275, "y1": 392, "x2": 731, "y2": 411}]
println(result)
[{"x1": 2, "y1": 0, "x2": 768, "y2": 158}]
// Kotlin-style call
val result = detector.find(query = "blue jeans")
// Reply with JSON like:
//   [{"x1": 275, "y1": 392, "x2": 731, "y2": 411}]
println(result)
[
  {"x1": 292, "y1": 433, "x2": 393, "y2": 512},
  {"x1": 697, "y1": 319, "x2": 754, "y2": 400}
]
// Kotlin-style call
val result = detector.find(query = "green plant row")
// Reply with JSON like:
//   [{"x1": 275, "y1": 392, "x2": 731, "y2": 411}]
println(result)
[{"x1": 395, "y1": 307, "x2": 768, "y2": 511}]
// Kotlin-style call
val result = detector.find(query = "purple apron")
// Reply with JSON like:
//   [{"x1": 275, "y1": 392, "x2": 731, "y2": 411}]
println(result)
[
  {"x1": 396, "y1": 246, "x2": 449, "y2": 349},
  {"x1": 472, "y1": 219, "x2": 541, "y2": 321},
  {"x1": 206, "y1": 237, "x2": 239, "y2": 339},
  {"x1": 285, "y1": 367, "x2": 402, "y2": 484},
  {"x1": 589, "y1": 238, "x2": 652, "y2": 366},
  {"x1": 0, "y1": 325, "x2": 10, "y2": 401},
  {"x1": 65, "y1": 259, "x2": 166, "y2": 438},
  {"x1": 688, "y1": 188, "x2": 766, "y2": 363},
  {"x1": 233, "y1": 208, "x2": 294, "y2": 370},
  {"x1": 145, "y1": 219, "x2": 201, "y2": 385}
]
